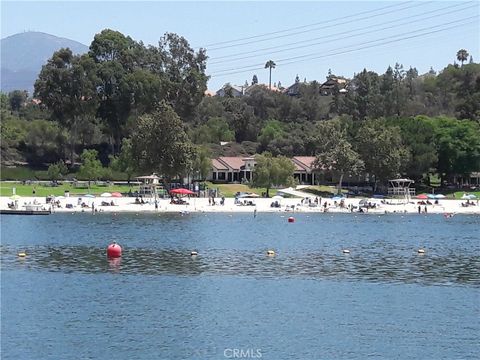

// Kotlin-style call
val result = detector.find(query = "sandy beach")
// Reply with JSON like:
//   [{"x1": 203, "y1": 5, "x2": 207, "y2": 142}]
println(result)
[{"x1": 2, "y1": 195, "x2": 479, "y2": 215}]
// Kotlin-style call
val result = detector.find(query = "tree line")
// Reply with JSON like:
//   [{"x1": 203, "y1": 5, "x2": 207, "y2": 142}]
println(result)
[{"x1": 1, "y1": 29, "x2": 479, "y2": 189}]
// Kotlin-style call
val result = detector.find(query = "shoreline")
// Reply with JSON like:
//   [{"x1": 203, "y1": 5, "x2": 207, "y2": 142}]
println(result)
[{"x1": 1, "y1": 196, "x2": 479, "y2": 215}]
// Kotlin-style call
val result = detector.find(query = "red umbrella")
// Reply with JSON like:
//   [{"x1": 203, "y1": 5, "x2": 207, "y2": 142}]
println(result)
[
  {"x1": 111, "y1": 192, "x2": 123, "y2": 197},
  {"x1": 170, "y1": 188, "x2": 195, "y2": 195},
  {"x1": 416, "y1": 194, "x2": 428, "y2": 199}
]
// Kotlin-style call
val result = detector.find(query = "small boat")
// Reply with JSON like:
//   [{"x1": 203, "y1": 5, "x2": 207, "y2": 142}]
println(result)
[{"x1": 1, "y1": 204, "x2": 51, "y2": 216}]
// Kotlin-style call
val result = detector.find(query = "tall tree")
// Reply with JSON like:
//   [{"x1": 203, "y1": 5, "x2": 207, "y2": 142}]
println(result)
[
  {"x1": 8, "y1": 90, "x2": 28, "y2": 112},
  {"x1": 34, "y1": 49, "x2": 99, "y2": 164},
  {"x1": 131, "y1": 101, "x2": 194, "y2": 186},
  {"x1": 314, "y1": 138, "x2": 364, "y2": 194},
  {"x1": 159, "y1": 32, "x2": 209, "y2": 120},
  {"x1": 426, "y1": 116, "x2": 480, "y2": 183},
  {"x1": 355, "y1": 120, "x2": 410, "y2": 190},
  {"x1": 392, "y1": 116, "x2": 437, "y2": 182},
  {"x1": 78, "y1": 149, "x2": 103, "y2": 189},
  {"x1": 191, "y1": 146, "x2": 212, "y2": 181},
  {"x1": 264, "y1": 60, "x2": 276, "y2": 90},
  {"x1": 251, "y1": 153, "x2": 295, "y2": 197},
  {"x1": 89, "y1": 29, "x2": 137, "y2": 154},
  {"x1": 109, "y1": 138, "x2": 136, "y2": 183},
  {"x1": 457, "y1": 49, "x2": 469, "y2": 66}
]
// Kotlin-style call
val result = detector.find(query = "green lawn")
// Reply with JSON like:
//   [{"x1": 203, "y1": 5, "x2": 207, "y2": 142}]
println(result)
[
  {"x1": 0, "y1": 182, "x2": 135, "y2": 197},
  {"x1": 205, "y1": 182, "x2": 278, "y2": 198}
]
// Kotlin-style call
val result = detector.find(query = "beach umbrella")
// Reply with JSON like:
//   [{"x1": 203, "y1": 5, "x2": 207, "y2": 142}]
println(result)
[
  {"x1": 170, "y1": 188, "x2": 195, "y2": 195},
  {"x1": 9, "y1": 195, "x2": 21, "y2": 200},
  {"x1": 463, "y1": 194, "x2": 477, "y2": 200},
  {"x1": 434, "y1": 194, "x2": 446, "y2": 199},
  {"x1": 427, "y1": 194, "x2": 436, "y2": 199},
  {"x1": 111, "y1": 192, "x2": 123, "y2": 197},
  {"x1": 100, "y1": 192, "x2": 112, "y2": 197},
  {"x1": 272, "y1": 195, "x2": 284, "y2": 200},
  {"x1": 416, "y1": 194, "x2": 428, "y2": 199},
  {"x1": 84, "y1": 194, "x2": 95, "y2": 198}
]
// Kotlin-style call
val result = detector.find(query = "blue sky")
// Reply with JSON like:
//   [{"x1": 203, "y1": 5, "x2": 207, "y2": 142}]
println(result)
[{"x1": 2, "y1": 1, "x2": 479, "y2": 90}]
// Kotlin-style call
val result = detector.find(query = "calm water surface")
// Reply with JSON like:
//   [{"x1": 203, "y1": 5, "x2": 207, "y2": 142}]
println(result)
[{"x1": 1, "y1": 213, "x2": 479, "y2": 359}]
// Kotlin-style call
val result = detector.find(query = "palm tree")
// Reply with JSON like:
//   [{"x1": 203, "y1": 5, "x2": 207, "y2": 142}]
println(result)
[
  {"x1": 264, "y1": 60, "x2": 276, "y2": 89},
  {"x1": 456, "y1": 49, "x2": 469, "y2": 66}
]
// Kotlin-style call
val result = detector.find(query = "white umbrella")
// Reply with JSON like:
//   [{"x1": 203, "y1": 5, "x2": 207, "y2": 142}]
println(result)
[
  {"x1": 434, "y1": 194, "x2": 446, "y2": 199},
  {"x1": 100, "y1": 192, "x2": 112, "y2": 197},
  {"x1": 461, "y1": 193, "x2": 476, "y2": 200},
  {"x1": 272, "y1": 195, "x2": 284, "y2": 200}
]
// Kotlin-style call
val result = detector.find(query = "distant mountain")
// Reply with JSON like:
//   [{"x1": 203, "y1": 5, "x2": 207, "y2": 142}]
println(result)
[{"x1": 1, "y1": 31, "x2": 89, "y2": 94}]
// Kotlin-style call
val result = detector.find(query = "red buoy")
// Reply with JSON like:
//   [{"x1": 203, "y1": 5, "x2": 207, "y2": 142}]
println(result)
[
  {"x1": 288, "y1": 217, "x2": 295, "y2": 223},
  {"x1": 107, "y1": 242, "x2": 122, "y2": 258}
]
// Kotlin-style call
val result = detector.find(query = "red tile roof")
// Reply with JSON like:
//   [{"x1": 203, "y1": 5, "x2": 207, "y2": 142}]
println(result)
[
  {"x1": 292, "y1": 156, "x2": 316, "y2": 171},
  {"x1": 212, "y1": 159, "x2": 228, "y2": 170},
  {"x1": 218, "y1": 157, "x2": 246, "y2": 171}
]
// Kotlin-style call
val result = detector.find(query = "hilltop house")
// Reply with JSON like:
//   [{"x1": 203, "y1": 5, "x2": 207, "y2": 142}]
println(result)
[
  {"x1": 319, "y1": 76, "x2": 349, "y2": 95},
  {"x1": 216, "y1": 84, "x2": 245, "y2": 97}
]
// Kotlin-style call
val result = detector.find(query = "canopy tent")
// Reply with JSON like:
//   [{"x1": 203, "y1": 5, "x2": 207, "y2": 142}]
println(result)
[{"x1": 170, "y1": 188, "x2": 195, "y2": 195}]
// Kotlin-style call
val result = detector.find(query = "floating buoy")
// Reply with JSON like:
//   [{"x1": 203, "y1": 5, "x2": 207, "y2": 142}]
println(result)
[
  {"x1": 18, "y1": 252, "x2": 26, "y2": 257},
  {"x1": 190, "y1": 251, "x2": 198, "y2": 256},
  {"x1": 342, "y1": 249, "x2": 350, "y2": 254},
  {"x1": 267, "y1": 250, "x2": 275, "y2": 256},
  {"x1": 107, "y1": 242, "x2": 122, "y2": 258},
  {"x1": 288, "y1": 217, "x2": 295, "y2": 223},
  {"x1": 418, "y1": 249, "x2": 425, "y2": 254}
]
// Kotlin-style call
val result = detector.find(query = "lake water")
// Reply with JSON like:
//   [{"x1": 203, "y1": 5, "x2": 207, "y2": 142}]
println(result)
[{"x1": 1, "y1": 213, "x2": 479, "y2": 359}]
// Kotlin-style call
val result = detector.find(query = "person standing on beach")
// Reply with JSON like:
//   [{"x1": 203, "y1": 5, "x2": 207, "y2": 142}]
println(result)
[
  {"x1": 92, "y1": 202, "x2": 95, "y2": 214},
  {"x1": 424, "y1": 205, "x2": 427, "y2": 213},
  {"x1": 418, "y1": 205, "x2": 421, "y2": 214},
  {"x1": 254, "y1": 207, "x2": 257, "y2": 218},
  {"x1": 155, "y1": 200, "x2": 158, "y2": 210}
]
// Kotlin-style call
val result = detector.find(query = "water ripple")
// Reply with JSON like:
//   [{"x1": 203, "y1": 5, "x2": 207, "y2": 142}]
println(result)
[{"x1": 2, "y1": 245, "x2": 479, "y2": 286}]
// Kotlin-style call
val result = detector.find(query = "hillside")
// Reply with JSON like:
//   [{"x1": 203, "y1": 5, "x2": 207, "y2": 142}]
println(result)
[{"x1": 1, "y1": 31, "x2": 88, "y2": 94}]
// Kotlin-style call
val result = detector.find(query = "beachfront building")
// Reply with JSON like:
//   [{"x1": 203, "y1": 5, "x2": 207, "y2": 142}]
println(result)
[
  {"x1": 210, "y1": 157, "x2": 256, "y2": 183},
  {"x1": 208, "y1": 156, "x2": 319, "y2": 185},
  {"x1": 291, "y1": 156, "x2": 317, "y2": 185}
]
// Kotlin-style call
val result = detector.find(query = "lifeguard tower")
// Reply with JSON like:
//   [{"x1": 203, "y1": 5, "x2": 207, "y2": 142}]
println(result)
[
  {"x1": 388, "y1": 178, "x2": 416, "y2": 204},
  {"x1": 136, "y1": 174, "x2": 165, "y2": 198}
]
